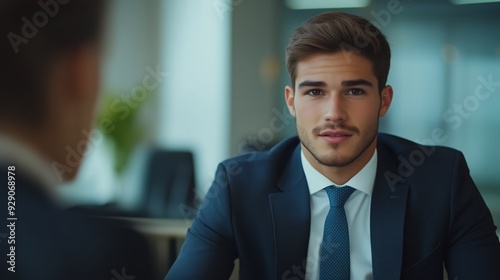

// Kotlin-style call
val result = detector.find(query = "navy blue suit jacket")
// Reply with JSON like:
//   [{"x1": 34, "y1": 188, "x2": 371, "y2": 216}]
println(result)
[
  {"x1": 166, "y1": 134, "x2": 500, "y2": 279},
  {"x1": 0, "y1": 164, "x2": 154, "y2": 280}
]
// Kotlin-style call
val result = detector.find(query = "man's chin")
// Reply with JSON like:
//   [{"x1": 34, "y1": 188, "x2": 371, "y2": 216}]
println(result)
[
  {"x1": 314, "y1": 155, "x2": 355, "y2": 168},
  {"x1": 306, "y1": 147, "x2": 354, "y2": 167}
]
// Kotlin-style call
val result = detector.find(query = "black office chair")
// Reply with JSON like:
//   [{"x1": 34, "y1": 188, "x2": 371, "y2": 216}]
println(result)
[
  {"x1": 141, "y1": 149, "x2": 197, "y2": 219},
  {"x1": 68, "y1": 149, "x2": 198, "y2": 220},
  {"x1": 68, "y1": 148, "x2": 198, "y2": 272}
]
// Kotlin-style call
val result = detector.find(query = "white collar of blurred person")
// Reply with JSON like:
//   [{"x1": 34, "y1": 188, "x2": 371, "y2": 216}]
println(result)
[{"x1": 0, "y1": 133, "x2": 61, "y2": 204}]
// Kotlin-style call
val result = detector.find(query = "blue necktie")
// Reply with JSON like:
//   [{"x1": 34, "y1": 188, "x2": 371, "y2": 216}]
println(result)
[{"x1": 319, "y1": 185, "x2": 355, "y2": 280}]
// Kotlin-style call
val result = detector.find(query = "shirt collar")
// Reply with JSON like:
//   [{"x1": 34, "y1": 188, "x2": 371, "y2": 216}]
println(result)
[
  {"x1": 301, "y1": 148, "x2": 377, "y2": 196},
  {"x1": 0, "y1": 133, "x2": 60, "y2": 200}
]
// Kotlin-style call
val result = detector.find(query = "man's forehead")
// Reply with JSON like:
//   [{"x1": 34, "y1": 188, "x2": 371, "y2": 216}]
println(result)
[{"x1": 295, "y1": 52, "x2": 376, "y2": 83}]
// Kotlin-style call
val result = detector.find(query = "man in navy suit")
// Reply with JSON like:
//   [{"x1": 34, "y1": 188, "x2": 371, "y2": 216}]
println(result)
[
  {"x1": 0, "y1": 1, "x2": 153, "y2": 279},
  {"x1": 166, "y1": 12, "x2": 500, "y2": 279}
]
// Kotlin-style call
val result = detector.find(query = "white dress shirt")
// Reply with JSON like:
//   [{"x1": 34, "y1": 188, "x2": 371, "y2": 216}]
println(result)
[
  {"x1": 0, "y1": 134, "x2": 60, "y2": 201},
  {"x1": 302, "y1": 149, "x2": 377, "y2": 280}
]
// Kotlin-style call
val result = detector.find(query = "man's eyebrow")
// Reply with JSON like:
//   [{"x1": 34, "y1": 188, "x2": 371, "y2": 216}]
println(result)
[
  {"x1": 341, "y1": 79, "x2": 373, "y2": 87},
  {"x1": 297, "y1": 80, "x2": 327, "y2": 88}
]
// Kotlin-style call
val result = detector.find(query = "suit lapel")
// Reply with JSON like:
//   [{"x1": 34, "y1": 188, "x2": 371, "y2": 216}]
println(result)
[
  {"x1": 371, "y1": 143, "x2": 410, "y2": 280},
  {"x1": 269, "y1": 145, "x2": 311, "y2": 279}
]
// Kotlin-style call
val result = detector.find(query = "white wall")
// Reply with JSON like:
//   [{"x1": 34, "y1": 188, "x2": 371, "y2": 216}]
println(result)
[{"x1": 157, "y1": 0, "x2": 231, "y2": 196}]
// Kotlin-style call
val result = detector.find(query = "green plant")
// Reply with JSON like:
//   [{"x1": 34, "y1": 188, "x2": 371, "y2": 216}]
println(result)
[{"x1": 96, "y1": 91, "x2": 144, "y2": 174}]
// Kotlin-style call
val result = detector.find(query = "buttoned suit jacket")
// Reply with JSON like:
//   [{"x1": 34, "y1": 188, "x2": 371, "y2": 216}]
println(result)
[{"x1": 166, "y1": 133, "x2": 500, "y2": 280}]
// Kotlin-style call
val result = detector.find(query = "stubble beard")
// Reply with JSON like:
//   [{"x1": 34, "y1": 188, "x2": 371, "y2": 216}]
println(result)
[{"x1": 297, "y1": 121, "x2": 378, "y2": 168}]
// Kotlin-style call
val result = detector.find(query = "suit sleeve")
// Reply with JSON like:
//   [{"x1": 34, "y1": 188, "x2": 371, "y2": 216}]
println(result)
[
  {"x1": 165, "y1": 163, "x2": 237, "y2": 280},
  {"x1": 444, "y1": 151, "x2": 500, "y2": 279}
]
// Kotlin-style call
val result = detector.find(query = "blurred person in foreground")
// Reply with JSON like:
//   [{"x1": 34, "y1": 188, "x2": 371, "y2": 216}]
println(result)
[
  {"x1": 166, "y1": 12, "x2": 500, "y2": 280},
  {"x1": 0, "y1": 1, "x2": 153, "y2": 279}
]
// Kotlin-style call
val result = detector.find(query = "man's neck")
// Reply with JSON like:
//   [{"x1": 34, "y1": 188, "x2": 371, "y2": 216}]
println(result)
[{"x1": 302, "y1": 139, "x2": 377, "y2": 185}]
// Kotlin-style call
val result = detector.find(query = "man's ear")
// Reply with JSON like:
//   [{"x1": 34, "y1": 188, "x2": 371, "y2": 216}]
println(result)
[
  {"x1": 285, "y1": 85, "x2": 296, "y2": 117},
  {"x1": 65, "y1": 44, "x2": 101, "y2": 101},
  {"x1": 379, "y1": 85, "x2": 393, "y2": 117}
]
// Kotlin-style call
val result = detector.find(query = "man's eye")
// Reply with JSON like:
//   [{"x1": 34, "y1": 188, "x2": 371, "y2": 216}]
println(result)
[
  {"x1": 306, "y1": 89, "x2": 323, "y2": 96},
  {"x1": 347, "y1": 88, "x2": 365, "y2": 95}
]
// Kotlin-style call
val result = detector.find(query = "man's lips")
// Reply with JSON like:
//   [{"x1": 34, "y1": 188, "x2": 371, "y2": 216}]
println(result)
[
  {"x1": 319, "y1": 130, "x2": 353, "y2": 137},
  {"x1": 318, "y1": 130, "x2": 353, "y2": 143}
]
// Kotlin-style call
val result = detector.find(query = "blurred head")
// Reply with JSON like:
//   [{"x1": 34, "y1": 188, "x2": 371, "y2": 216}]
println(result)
[
  {"x1": 284, "y1": 12, "x2": 393, "y2": 183},
  {"x1": 0, "y1": 0, "x2": 108, "y2": 180}
]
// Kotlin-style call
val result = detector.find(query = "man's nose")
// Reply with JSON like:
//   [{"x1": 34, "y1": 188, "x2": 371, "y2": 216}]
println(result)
[{"x1": 323, "y1": 93, "x2": 347, "y2": 122}]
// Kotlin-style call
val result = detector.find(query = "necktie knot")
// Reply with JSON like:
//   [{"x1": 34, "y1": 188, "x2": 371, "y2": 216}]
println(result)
[{"x1": 325, "y1": 185, "x2": 355, "y2": 207}]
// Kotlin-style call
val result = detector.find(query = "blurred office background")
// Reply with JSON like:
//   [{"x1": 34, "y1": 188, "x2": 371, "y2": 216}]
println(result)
[{"x1": 56, "y1": 0, "x2": 499, "y2": 277}]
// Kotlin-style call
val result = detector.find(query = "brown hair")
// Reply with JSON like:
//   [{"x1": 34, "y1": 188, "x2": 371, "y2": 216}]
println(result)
[
  {"x1": 286, "y1": 12, "x2": 391, "y2": 91},
  {"x1": 0, "y1": 0, "x2": 108, "y2": 126}
]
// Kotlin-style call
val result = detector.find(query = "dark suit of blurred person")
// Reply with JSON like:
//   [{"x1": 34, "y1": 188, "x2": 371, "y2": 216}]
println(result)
[{"x1": 0, "y1": 1, "x2": 153, "y2": 279}]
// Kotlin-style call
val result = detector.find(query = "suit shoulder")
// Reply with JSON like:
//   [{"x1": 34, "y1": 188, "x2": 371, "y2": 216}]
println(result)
[{"x1": 378, "y1": 133, "x2": 462, "y2": 158}]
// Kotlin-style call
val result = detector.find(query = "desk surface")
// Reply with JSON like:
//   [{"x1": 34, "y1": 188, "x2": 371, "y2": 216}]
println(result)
[
  {"x1": 106, "y1": 217, "x2": 500, "y2": 239},
  {"x1": 105, "y1": 217, "x2": 192, "y2": 238}
]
